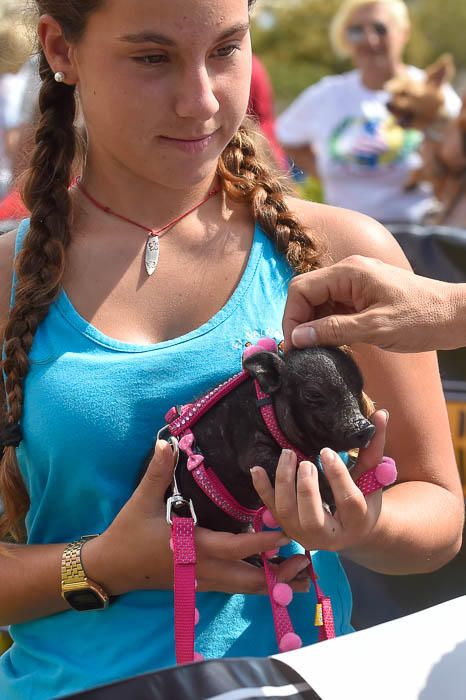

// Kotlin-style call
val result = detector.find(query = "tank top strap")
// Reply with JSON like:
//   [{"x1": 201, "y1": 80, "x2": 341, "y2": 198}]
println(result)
[{"x1": 9, "y1": 218, "x2": 31, "y2": 310}]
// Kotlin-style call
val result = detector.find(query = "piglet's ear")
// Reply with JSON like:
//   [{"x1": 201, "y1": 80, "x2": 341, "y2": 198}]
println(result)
[{"x1": 243, "y1": 351, "x2": 285, "y2": 394}]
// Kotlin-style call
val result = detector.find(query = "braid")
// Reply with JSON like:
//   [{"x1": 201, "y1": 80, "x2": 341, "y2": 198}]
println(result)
[
  {"x1": 0, "y1": 52, "x2": 77, "y2": 541},
  {"x1": 218, "y1": 119, "x2": 321, "y2": 275}
]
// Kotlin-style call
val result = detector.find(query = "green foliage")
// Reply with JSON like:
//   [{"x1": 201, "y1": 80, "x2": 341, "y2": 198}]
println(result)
[
  {"x1": 251, "y1": 0, "x2": 466, "y2": 110},
  {"x1": 252, "y1": 0, "x2": 350, "y2": 110},
  {"x1": 297, "y1": 176, "x2": 324, "y2": 203},
  {"x1": 411, "y1": 0, "x2": 466, "y2": 70}
]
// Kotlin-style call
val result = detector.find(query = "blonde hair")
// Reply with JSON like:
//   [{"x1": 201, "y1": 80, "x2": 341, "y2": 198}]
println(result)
[
  {"x1": 330, "y1": 0, "x2": 410, "y2": 59},
  {"x1": 0, "y1": 17, "x2": 33, "y2": 74}
]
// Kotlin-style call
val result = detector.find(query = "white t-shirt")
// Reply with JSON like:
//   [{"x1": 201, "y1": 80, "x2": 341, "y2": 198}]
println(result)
[{"x1": 276, "y1": 68, "x2": 461, "y2": 223}]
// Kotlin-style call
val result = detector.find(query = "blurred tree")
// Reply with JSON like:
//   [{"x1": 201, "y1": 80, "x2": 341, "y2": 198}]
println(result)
[
  {"x1": 410, "y1": 0, "x2": 466, "y2": 69},
  {"x1": 252, "y1": 0, "x2": 466, "y2": 110},
  {"x1": 252, "y1": 0, "x2": 349, "y2": 110}
]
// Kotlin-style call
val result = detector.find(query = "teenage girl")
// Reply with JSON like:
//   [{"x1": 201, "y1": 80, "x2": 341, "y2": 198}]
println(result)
[{"x1": 0, "y1": 1, "x2": 463, "y2": 698}]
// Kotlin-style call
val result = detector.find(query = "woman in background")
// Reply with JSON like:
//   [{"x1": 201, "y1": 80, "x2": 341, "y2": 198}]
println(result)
[{"x1": 276, "y1": 0, "x2": 460, "y2": 224}]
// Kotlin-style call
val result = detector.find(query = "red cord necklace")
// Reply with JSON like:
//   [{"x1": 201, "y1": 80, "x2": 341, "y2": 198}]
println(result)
[{"x1": 76, "y1": 178, "x2": 221, "y2": 276}]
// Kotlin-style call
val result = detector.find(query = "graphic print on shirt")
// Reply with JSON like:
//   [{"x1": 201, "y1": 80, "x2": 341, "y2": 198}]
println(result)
[
  {"x1": 232, "y1": 328, "x2": 284, "y2": 352},
  {"x1": 329, "y1": 109, "x2": 422, "y2": 172}
]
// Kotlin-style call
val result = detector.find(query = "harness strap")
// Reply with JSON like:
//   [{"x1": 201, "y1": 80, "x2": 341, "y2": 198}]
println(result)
[
  {"x1": 255, "y1": 380, "x2": 308, "y2": 463},
  {"x1": 192, "y1": 463, "x2": 258, "y2": 523},
  {"x1": 355, "y1": 456, "x2": 397, "y2": 494},
  {"x1": 167, "y1": 371, "x2": 248, "y2": 437}
]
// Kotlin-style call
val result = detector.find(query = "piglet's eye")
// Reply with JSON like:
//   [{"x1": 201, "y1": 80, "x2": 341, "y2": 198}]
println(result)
[{"x1": 303, "y1": 391, "x2": 325, "y2": 404}]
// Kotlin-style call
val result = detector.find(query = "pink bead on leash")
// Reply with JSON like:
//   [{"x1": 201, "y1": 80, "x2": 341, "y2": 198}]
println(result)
[
  {"x1": 272, "y1": 583, "x2": 293, "y2": 607},
  {"x1": 355, "y1": 456, "x2": 397, "y2": 496},
  {"x1": 279, "y1": 632, "x2": 303, "y2": 652}
]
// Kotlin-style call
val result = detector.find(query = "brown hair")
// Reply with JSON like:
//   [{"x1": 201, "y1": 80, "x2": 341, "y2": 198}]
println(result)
[{"x1": 0, "y1": 0, "x2": 319, "y2": 542}]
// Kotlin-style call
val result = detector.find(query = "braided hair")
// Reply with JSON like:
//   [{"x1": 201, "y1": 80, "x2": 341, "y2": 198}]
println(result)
[
  {"x1": 0, "y1": 1, "x2": 101, "y2": 541},
  {"x1": 218, "y1": 121, "x2": 320, "y2": 274},
  {"x1": 1, "y1": 0, "x2": 320, "y2": 542}
]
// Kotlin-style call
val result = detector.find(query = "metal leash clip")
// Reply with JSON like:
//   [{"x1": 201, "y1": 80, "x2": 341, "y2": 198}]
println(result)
[
  {"x1": 157, "y1": 427, "x2": 198, "y2": 526},
  {"x1": 166, "y1": 493, "x2": 198, "y2": 526}
]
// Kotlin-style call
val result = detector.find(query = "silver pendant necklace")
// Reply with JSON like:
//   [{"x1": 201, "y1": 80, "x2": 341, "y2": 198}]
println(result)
[
  {"x1": 75, "y1": 178, "x2": 221, "y2": 277},
  {"x1": 144, "y1": 235, "x2": 160, "y2": 276}
]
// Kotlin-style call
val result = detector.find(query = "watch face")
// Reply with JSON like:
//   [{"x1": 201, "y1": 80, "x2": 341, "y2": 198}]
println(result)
[{"x1": 64, "y1": 589, "x2": 106, "y2": 611}]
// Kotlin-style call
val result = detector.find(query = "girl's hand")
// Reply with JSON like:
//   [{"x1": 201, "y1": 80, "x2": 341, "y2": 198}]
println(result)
[
  {"x1": 83, "y1": 441, "x2": 311, "y2": 596},
  {"x1": 250, "y1": 410, "x2": 389, "y2": 552}
]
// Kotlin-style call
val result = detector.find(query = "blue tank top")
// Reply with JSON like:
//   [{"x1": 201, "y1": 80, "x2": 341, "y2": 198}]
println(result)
[{"x1": 0, "y1": 219, "x2": 353, "y2": 699}]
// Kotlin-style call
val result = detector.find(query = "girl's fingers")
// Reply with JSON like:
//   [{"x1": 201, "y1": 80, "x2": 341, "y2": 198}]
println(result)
[
  {"x1": 296, "y1": 460, "x2": 326, "y2": 531},
  {"x1": 320, "y1": 448, "x2": 367, "y2": 531},
  {"x1": 197, "y1": 558, "x2": 268, "y2": 594},
  {"x1": 272, "y1": 553, "x2": 311, "y2": 586},
  {"x1": 352, "y1": 409, "x2": 389, "y2": 479},
  {"x1": 250, "y1": 466, "x2": 275, "y2": 512},
  {"x1": 133, "y1": 440, "x2": 175, "y2": 514},
  {"x1": 195, "y1": 527, "x2": 290, "y2": 561},
  {"x1": 197, "y1": 556, "x2": 309, "y2": 595},
  {"x1": 273, "y1": 449, "x2": 299, "y2": 523}
]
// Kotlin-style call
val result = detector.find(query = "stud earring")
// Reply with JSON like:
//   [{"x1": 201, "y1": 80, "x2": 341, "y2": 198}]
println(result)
[{"x1": 54, "y1": 71, "x2": 65, "y2": 83}]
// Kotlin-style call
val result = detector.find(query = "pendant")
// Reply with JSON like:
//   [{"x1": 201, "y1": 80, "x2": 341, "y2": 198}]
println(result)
[{"x1": 145, "y1": 234, "x2": 160, "y2": 276}]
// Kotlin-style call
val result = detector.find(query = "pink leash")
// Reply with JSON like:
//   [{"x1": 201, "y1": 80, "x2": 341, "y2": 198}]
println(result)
[
  {"x1": 171, "y1": 517, "x2": 197, "y2": 663},
  {"x1": 165, "y1": 338, "x2": 398, "y2": 664}
]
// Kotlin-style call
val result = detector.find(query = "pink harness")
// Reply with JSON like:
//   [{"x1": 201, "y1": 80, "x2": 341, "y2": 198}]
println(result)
[{"x1": 163, "y1": 338, "x2": 397, "y2": 664}]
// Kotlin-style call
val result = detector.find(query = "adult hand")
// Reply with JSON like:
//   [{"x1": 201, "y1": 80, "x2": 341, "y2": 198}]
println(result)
[
  {"x1": 283, "y1": 255, "x2": 465, "y2": 352},
  {"x1": 84, "y1": 441, "x2": 311, "y2": 597},
  {"x1": 250, "y1": 410, "x2": 388, "y2": 553}
]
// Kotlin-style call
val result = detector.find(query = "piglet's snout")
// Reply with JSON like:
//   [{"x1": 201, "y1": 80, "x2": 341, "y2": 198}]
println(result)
[{"x1": 346, "y1": 418, "x2": 376, "y2": 449}]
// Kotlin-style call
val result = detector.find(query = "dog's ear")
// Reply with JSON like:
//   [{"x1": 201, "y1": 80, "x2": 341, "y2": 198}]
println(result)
[
  {"x1": 426, "y1": 54, "x2": 455, "y2": 87},
  {"x1": 243, "y1": 351, "x2": 285, "y2": 394}
]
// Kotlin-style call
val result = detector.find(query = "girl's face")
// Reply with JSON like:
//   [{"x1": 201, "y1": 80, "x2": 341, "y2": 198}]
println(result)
[{"x1": 61, "y1": 0, "x2": 252, "y2": 188}]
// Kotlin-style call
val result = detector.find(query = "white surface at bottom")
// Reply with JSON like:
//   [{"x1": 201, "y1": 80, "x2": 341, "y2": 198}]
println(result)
[{"x1": 273, "y1": 596, "x2": 466, "y2": 699}]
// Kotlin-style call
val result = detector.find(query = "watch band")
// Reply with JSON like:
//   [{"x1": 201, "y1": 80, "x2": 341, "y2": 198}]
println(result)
[
  {"x1": 61, "y1": 537, "x2": 94, "y2": 586},
  {"x1": 61, "y1": 535, "x2": 109, "y2": 610}
]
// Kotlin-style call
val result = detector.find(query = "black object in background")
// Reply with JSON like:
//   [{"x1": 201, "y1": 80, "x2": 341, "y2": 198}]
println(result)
[{"x1": 62, "y1": 657, "x2": 321, "y2": 700}]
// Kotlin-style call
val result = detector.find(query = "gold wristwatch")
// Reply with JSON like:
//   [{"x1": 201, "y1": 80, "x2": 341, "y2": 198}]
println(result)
[{"x1": 61, "y1": 535, "x2": 109, "y2": 611}]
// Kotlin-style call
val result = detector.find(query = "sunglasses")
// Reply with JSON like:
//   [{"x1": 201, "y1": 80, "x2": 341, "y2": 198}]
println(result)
[{"x1": 346, "y1": 21, "x2": 388, "y2": 44}]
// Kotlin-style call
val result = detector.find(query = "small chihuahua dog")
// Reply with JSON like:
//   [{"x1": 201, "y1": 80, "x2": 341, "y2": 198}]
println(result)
[
  {"x1": 386, "y1": 54, "x2": 455, "y2": 132},
  {"x1": 386, "y1": 54, "x2": 466, "y2": 224}
]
